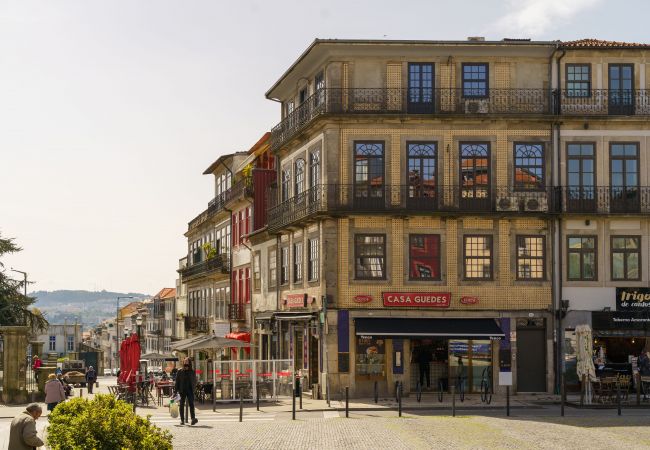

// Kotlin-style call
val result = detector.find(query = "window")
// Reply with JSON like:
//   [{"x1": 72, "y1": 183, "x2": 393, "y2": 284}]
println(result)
[
  {"x1": 514, "y1": 143, "x2": 544, "y2": 190},
  {"x1": 463, "y1": 235, "x2": 493, "y2": 279},
  {"x1": 516, "y1": 236, "x2": 545, "y2": 280},
  {"x1": 567, "y1": 236, "x2": 597, "y2": 280},
  {"x1": 308, "y1": 238, "x2": 319, "y2": 281},
  {"x1": 314, "y1": 72, "x2": 325, "y2": 106},
  {"x1": 460, "y1": 143, "x2": 490, "y2": 202},
  {"x1": 269, "y1": 248, "x2": 277, "y2": 288},
  {"x1": 409, "y1": 234, "x2": 441, "y2": 280},
  {"x1": 566, "y1": 64, "x2": 591, "y2": 97},
  {"x1": 280, "y1": 247, "x2": 289, "y2": 285},
  {"x1": 49, "y1": 335, "x2": 56, "y2": 351},
  {"x1": 611, "y1": 236, "x2": 640, "y2": 280},
  {"x1": 285, "y1": 101, "x2": 294, "y2": 118},
  {"x1": 408, "y1": 63, "x2": 434, "y2": 113},
  {"x1": 462, "y1": 63, "x2": 488, "y2": 97},
  {"x1": 299, "y1": 87, "x2": 308, "y2": 104},
  {"x1": 281, "y1": 168, "x2": 291, "y2": 202},
  {"x1": 407, "y1": 142, "x2": 437, "y2": 199},
  {"x1": 355, "y1": 234, "x2": 386, "y2": 279},
  {"x1": 354, "y1": 142, "x2": 384, "y2": 201},
  {"x1": 567, "y1": 143, "x2": 596, "y2": 208},
  {"x1": 67, "y1": 335, "x2": 74, "y2": 352},
  {"x1": 253, "y1": 252, "x2": 261, "y2": 290},
  {"x1": 293, "y1": 242, "x2": 303, "y2": 282},
  {"x1": 310, "y1": 151, "x2": 320, "y2": 188},
  {"x1": 295, "y1": 159, "x2": 305, "y2": 196}
]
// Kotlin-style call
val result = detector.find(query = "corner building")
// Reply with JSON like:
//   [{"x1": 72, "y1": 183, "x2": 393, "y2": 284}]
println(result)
[{"x1": 266, "y1": 39, "x2": 558, "y2": 398}]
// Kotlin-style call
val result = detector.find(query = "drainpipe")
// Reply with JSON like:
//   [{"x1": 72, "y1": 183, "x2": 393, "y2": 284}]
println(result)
[
  {"x1": 554, "y1": 46, "x2": 566, "y2": 395},
  {"x1": 275, "y1": 234, "x2": 281, "y2": 359}
]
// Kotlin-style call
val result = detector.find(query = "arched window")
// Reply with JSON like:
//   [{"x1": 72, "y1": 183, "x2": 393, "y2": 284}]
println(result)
[
  {"x1": 281, "y1": 168, "x2": 291, "y2": 202},
  {"x1": 295, "y1": 159, "x2": 306, "y2": 195},
  {"x1": 514, "y1": 144, "x2": 544, "y2": 190},
  {"x1": 354, "y1": 142, "x2": 384, "y2": 202},
  {"x1": 407, "y1": 142, "x2": 437, "y2": 198}
]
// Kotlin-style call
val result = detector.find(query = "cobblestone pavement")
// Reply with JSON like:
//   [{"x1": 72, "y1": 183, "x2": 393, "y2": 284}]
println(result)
[{"x1": 157, "y1": 411, "x2": 650, "y2": 450}]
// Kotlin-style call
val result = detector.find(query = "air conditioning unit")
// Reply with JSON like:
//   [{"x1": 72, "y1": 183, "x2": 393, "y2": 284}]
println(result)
[
  {"x1": 496, "y1": 196, "x2": 520, "y2": 212},
  {"x1": 523, "y1": 196, "x2": 548, "y2": 212},
  {"x1": 464, "y1": 99, "x2": 489, "y2": 114}
]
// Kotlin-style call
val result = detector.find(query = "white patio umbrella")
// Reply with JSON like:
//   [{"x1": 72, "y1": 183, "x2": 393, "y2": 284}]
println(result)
[{"x1": 575, "y1": 324, "x2": 597, "y2": 403}]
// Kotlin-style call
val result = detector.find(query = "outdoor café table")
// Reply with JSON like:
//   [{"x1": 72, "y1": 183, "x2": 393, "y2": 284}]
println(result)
[{"x1": 156, "y1": 381, "x2": 174, "y2": 406}]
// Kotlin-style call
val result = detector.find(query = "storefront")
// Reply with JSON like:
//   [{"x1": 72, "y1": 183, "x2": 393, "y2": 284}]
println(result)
[{"x1": 353, "y1": 317, "x2": 506, "y2": 396}]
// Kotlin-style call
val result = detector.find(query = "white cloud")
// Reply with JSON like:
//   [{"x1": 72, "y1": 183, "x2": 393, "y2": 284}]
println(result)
[{"x1": 494, "y1": 0, "x2": 602, "y2": 37}]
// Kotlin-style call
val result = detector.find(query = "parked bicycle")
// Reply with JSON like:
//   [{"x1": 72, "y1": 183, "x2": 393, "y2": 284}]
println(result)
[{"x1": 480, "y1": 366, "x2": 492, "y2": 404}]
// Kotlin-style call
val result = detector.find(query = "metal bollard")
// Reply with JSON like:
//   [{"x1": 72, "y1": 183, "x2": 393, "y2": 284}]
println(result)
[
  {"x1": 398, "y1": 382, "x2": 402, "y2": 417},
  {"x1": 506, "y1": 386, "x2": 510, "y2": 417},
  {"x1": 256, "y1": 384, "x2": 260, "y2": 411},
  {"x1": 79, "y1": 388, "x2": 83, "y2": 398},
  {"x1": 374, "y1": 381, "x2": 378, "y2": 404},
  {"x1": 239, "y1": 388, "x2": 243, "y2": 422},
  {"x1": 560, "y1": 374, "x2": 566, "y2": 417},
  {"x1": 636, "y1": 372, "x2": 641, "y2": 406},
  {"x1": 617, "y1": 382, "x2": 621, "y2": 416},
  {"x1": 345, "y1": 387, "x2": 349, "y2": 418},
  {"x1": 580, "y1": 374, "x2": 586, "y2": 407},
  {"x1": 300, "y1": 385, "x2": 303, "y2": 410},
  {"x1": 292, "y1": 388, "x2": 296, "y2": 420},
  {"x1": 451, "y1": 383, "x2": 456, "y2": 417}
]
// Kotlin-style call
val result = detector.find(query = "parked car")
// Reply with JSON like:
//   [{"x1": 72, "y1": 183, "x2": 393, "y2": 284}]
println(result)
[{"x1": 103, "y1": 369, "x2": 112, "y2": 376}]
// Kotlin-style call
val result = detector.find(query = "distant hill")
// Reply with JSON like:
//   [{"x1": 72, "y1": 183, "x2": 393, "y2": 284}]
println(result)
[{"x1": 30, "y1": 290, "x2": 150, "y2": 328}]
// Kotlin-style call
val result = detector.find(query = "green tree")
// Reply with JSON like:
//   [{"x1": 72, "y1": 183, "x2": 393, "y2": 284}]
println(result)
[{"x1": 0, "y1": 233, "x2": 48, "y2": 330}]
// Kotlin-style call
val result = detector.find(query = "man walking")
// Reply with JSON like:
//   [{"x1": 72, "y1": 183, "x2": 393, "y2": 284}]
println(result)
[
  {"x1": 174, "y1": 357, "x2": 197, "y2": 425},
  {"x1": 86, "y1": 366, "x2": 97, "y2": 394},
  {"x1": 9, "y1": 403, "x2": 44, "y2": 450}
]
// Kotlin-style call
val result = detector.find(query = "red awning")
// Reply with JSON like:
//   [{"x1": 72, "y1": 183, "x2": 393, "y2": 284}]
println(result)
[{"x1": 225, "y1": 332, "x2": 251, "y2": 343}]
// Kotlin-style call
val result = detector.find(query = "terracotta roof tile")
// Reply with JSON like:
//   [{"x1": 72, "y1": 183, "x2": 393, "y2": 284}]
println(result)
[
  {"x1": 562, "y1": 38, "x2": 650, "y2": 49},
  {"x1": 154, "y1": 288, "x2": 176, "y2": 299}
]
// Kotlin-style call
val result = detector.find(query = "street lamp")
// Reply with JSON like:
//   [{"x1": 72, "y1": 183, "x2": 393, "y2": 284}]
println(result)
[
  {"x1": 116, "y1": 296, "x2": 134, "y2": 370},
  {"x1": 135, "y1": 315, "x2": 143, "y2": 338},
  {"x1": 10, "y1": 268, "x2": 27, "y2": 298}
]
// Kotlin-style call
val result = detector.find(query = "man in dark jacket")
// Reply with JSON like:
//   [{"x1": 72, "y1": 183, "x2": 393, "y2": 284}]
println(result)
[
  {"x1": 174, "y1": 358, "x2": 197, "y2": 425},
  {"x1": 86, "y1": 366, "x2": 97, "y2": 394}
]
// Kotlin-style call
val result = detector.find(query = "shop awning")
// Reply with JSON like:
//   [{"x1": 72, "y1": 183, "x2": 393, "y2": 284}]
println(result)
[
  {"x1": 274, "y1": 312, "x2": 316, "y2": 321},
  {"x1": 225, "y1": 332, "x2": 251, "y2": 343},
  {"x1": 354, "y1": 318, "x2": 505, "y2": 338},
  {"x1": 254, "y1": 312, "x2": 275, "y2": 321}
]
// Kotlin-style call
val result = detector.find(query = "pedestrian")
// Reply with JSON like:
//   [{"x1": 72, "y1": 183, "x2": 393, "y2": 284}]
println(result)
[
  {"x1": 9, "y1": 403, "x2": 44, "y2": 450},
  {"x1": 171, "y1": 366, "x2": 178, "y2": 381},
  {"x1": 86, "y1": 366, "x2": 97, "y2": 394},
  {"x1": 174, "y1": 357, "x2": 197, "y2": 426},
  {"x1": 55, "y1": 366, "x2": 62, "y2": 376},
  {"x1": 57, "y1": 372, "x2": 72, "y2": 397},
  {"x1": 45, "y1": 373, "x2": 66, "y2": 412},
  {"x1": 415, "y1": 345, "x2": 433, "y2": 389},
  {"x1": 32, "y1": 355, "x2": 42, "y2": 383}
]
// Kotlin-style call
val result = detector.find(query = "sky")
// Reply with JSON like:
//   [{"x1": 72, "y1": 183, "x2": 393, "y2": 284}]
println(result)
[{"x1": 1, "y1": 0, "x2": 649, "y2": 295}]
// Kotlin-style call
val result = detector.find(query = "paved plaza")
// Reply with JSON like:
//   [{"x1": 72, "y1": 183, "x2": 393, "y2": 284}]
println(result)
[{"x1": 1, "y1": 378, "x2": 650, "y2": 449}]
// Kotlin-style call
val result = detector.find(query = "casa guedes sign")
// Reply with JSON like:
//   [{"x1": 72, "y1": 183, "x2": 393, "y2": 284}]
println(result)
[{"x1": 383, "y1": 292, "x2": 451, "y2": 307}]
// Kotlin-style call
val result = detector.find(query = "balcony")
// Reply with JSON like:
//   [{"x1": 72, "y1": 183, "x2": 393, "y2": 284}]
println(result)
[
  {"x1": 267, "y1": 184, "x2": 558, "y2": 231},
  {"x1": 228, "y1": 303, "x2": 246, "y2": 321},
  {"x1": 188, "y1": 192, "x2": 228, "y2": 231},
  {"x1": 558, "y1": 186, "x2": 650, "y2": 214},
  {"x1": 223, "y1": 178, "x2": 254, "y2": 207},
  {"x1": 271, "y1": 88, "x2": 552, "y2": 150},
  {"x1": 184, "y1": 316, "x2": 209, "y2": 333},
  {"x1": 178, "y1": 254, "x2": 230, "y2": 282},
  {"x1": 558, "y1": 89, "x2": 650, "y2": 116}
]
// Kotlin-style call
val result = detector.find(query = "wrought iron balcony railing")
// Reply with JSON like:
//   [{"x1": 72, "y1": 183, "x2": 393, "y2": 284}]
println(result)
[
  {"x1": 178, "y1": 254, "x2": 230, "y2": 281},
  {"x1": 558, "y1": 89, "x2": 650, "y2": 116},
  {"x1": 223, "y1": 178, "x2": 254, "y2": 206},
  {"x1": 267, "y1": 184, "x2": 558, "y2": 231},
  {"x1": 228, "y1": 303, "x2": 246, "y2": 321},
  {"x1": 271, "y1": 88, "x2": 552, "y2": 150},
  {"x1": 188, "y1": 191, "x2": 228, "y2": 231},
  {"x1": 558, "y1": 186, "x2": 650, "y2": 214},
  {"x1": 184, "y1": 316, "x2": 209, "y2": 333}
]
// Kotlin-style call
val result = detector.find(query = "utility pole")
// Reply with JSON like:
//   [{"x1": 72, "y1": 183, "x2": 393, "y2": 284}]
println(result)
[{"x1": 10, "y1": 268, "x2": 27, "y2": 298}]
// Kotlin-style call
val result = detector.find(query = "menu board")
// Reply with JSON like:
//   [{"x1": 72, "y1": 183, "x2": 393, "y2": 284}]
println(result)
[{"x1": 356, "y1": 336, "x2": 385, "y2": 377}]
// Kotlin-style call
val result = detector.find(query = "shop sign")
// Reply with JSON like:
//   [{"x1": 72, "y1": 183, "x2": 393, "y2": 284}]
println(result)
[
  {"x1": 460, "y1": 296, "x2": 479, "y2": 305},
  {"x1": 592, "y1": 311, "x2": 650, "y2": 331},
  {"x1": 286, "y1": 294, "x2": 307, "y2": 308},
  {"x1": 616, "y1": 287, "x2": 650, "y2": 311},
  {"x1": 383, "y1": 292, "x2": 450, "y2": 308},
  {"x1": 353, "y1": 295, "x2": 373, "y2": 304}
]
